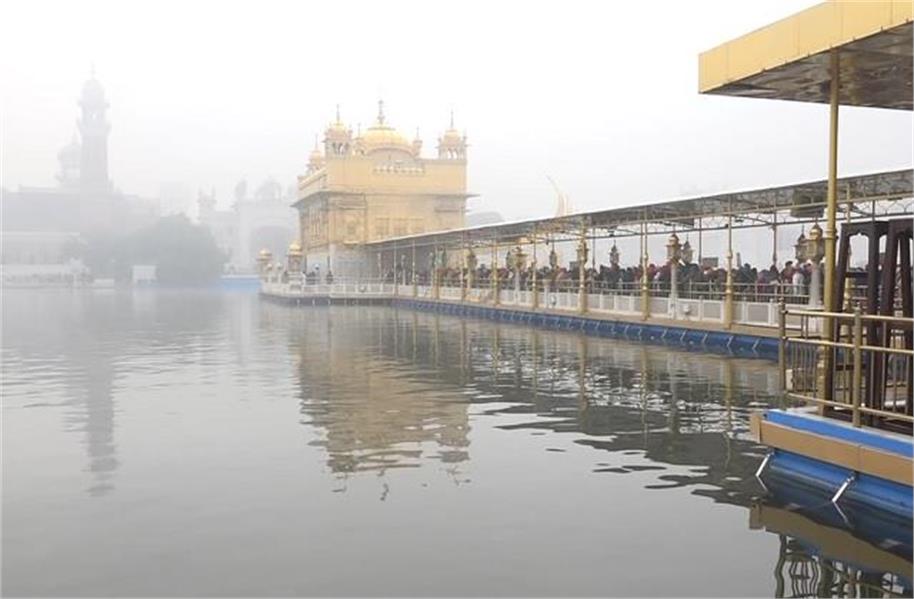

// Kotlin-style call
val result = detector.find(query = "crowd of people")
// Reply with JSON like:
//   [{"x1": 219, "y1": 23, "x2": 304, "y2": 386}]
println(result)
[
  {"x1": 274, "y1": 253, "x2": 826, "y2": 304},
  {"x1": 380, "y1": 257, "x2": 821, "y2": 302}
]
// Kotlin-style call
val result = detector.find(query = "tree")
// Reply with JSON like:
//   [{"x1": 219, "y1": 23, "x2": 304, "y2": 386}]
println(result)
[
  {"x1": 63, "y1": 215, "x2": 226, "y2": 285},
  {"x1": 125, "y1": 215, "x2": 226, "y2": 285}
]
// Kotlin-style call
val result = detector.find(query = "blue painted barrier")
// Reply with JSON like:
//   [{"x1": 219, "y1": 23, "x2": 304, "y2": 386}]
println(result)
[{"x1": 390, "y1": 298, "x2": 778, "y2": 360}]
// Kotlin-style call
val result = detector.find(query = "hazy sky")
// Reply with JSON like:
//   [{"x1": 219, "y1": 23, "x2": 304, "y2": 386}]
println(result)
[{"x1": 2, "y1": 0, "x2": 911, "y2": 222}]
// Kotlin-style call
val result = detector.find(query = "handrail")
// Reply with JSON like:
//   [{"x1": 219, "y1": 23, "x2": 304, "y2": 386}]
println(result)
[{"x1": 779, "y1": 303, "x2": 912, "y2": 433}]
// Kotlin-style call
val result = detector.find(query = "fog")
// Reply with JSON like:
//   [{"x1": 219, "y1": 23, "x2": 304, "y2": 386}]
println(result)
[{"x1": 3, "y1": 0, "x2": 911, "y2": 221}]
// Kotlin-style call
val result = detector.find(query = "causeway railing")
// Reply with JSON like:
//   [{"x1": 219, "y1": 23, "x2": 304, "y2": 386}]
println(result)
[{"x1": 779, "y1": 305, "x2": 913, "y2": 433}]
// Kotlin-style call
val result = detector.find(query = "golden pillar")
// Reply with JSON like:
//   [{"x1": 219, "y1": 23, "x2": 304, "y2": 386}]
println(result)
[
  {"x1": 393, "y1": 242, "x2": 399, "y2": 296},
  {"x1": 531, "y1": 232, "x2": 539, "y2": 310},
  {"x1": 822, "y1": 50, "x2": 840, "y2": 402},
  {"x1": 460, "y1": 245, "x2": 467, "y2": 302},
  {"x1": 724, "y1": 216, "x2": 735, "y2": 329},
  {"x1": 411, "y1": 241, "x2": 418, "y2": 297},
  {"x1": 433, "y1": 245, "x2": 441, "y2": 300},
  {"x1": 577, "y1": 226, "x2": 588, "y2": 315},
  {"x1": 823, "y1": 49, "x2": 840, "y2": 321},
  {"x1": 641, "y1": 222, "x2": 650, "y2": 321},
  {"x1": 491, "y1": 238, "x2": 499, "y2": 306}
]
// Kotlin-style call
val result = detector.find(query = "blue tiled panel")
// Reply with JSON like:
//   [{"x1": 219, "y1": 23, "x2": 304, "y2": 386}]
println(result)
[
  {"x1": 765, "y1": 410, "x2": 913, "y2": 457},
  {"x1": 384, "y1": 299, "x2": 779, "y2": 360}
]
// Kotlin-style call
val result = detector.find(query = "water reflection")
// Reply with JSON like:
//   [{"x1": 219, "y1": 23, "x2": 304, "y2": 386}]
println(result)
[
  {"x1": 3, "y1": 292, "x2": 910, "y2": 596},
  {"x1": 287, "y1": 308, "x2": 471, "y2": 478},
  {"x1": 284, "y1": 305, "x2": 912, "y2": 593},
  {"x1": 289, "y1": 306, "x2": 777, "y2": 503},
  {"x1": 2, "y1": 290, "x2": 227, "y2": 496}
]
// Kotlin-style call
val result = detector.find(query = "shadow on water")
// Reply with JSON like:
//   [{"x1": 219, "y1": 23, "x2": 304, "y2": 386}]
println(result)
[{"x1": 282, "y1": 304, "x2": 912, "y2": 597}]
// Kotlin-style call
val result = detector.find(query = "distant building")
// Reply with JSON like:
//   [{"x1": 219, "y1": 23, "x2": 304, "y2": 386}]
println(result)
[
  {"x1": 197, "y1": 178, "x2": 298, "y2": 273},
  {"x1": 293, "y1": 102, "x2": 473, "y2": 277},
  {"x1": 1, "y1": 70, "x2": 158, "y2": 280}
]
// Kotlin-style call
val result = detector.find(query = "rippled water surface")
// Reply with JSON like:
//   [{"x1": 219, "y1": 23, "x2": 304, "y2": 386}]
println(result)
[{"x1": 2, "y1": 290, "x2": 910, "y2": 597}]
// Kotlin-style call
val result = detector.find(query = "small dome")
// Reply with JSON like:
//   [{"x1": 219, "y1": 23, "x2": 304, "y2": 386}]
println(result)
[
  {"x1": 258, "y1": 248, "x2": 272, "y2": 258},
  {"x1": 288, "y1": 241, "x2": 302, "y2": 254},
  {"x1": 308, "y1": 137, "x2": 324, "y2": 169},
  {"x1": 57, "y1": 135, "x2": 81, "y2": 166},
  {"x1": 441, "y1": 127, "x2": 462, "y2": 142},
  {"x1": 808, "y1": 223, "x2": 823, "y2": 240}
]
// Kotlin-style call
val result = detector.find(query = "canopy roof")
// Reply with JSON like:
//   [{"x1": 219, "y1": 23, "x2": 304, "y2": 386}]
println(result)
[
  {"x1": 699, "y1": 1, "x2": 912, "y2": 110},
  {"x1": 367, "y1": 169, "x2": 913, "y2": 249}
]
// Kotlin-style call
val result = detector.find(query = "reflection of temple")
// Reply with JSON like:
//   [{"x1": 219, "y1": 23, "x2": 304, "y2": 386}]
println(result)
[
  {"x1": 1, "y1": 70, "x2": 158, "y2": 276},
  {"x1": 198, "y1": 179, "x2": 298, "y2": 272},
  {"x1": 277, "y1": 303, "x2": 912, "y2": 592},
  {"x1": 288, "y1": 307, "x2": 470, "y2": 476},
  {"x1": 294, "y1": 103, "x2": 472, "y2": 277}
]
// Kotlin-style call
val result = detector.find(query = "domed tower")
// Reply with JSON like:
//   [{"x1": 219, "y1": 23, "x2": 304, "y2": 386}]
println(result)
[
  {"x1": 307, "y1": 135, "x2": 325, "y2": 174},
  {"x1": 360, "y1": 100, "x2": 413, "y2": 156},
  {"x1": 437, "y1": 110, "x2": 466, "y2": 160},
  {"x1": 77, "y1": 67, "x2": 111, "y2": 191},
  {"x1": 56, "y1": 133, "x2": 81, "y2": 188},
  {"x1": 323, "y1": 105, "x2": 352, "y2": 157}
]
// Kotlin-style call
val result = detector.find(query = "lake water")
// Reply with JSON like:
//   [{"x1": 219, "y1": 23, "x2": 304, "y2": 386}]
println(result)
[{"x1": 2, "y1": 290, "x2": 910, "y2": 596}]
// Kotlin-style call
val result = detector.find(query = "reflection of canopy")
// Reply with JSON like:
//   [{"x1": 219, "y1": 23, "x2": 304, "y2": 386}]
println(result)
[{"x1": 367, "y1": 169, "x2": 913, "y2": 249}]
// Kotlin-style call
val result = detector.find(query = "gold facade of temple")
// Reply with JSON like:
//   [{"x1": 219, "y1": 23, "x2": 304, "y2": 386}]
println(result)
[{"x1": 293, "y1": 102, "x2": 471, "y2": 277}]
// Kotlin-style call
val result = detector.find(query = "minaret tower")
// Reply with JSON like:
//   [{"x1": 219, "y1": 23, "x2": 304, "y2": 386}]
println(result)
[
  {"x1": 78, "y1": 67, "x2": 111, "y2": 191},
  {"x1": 437, "y1": 110, "x2": 467, "y2": 160}
]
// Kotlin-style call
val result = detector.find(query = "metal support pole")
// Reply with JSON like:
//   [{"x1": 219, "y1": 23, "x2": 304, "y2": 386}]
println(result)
[
  {"x1": 824, "y1": 49, "x2": 840, "y2": 321},
  {"x1": 531, "y1": 231, "x2": 539, "y2": 310},
  {"x1": 851, "y1": 303, "x2": 863, "y2": 427},
  {"x1": 412, "y1": 241, "x2": 417, "y2": 297},
  {"x1": 641, "y1": 221, "x2": 650, "y2": 321},
  {"x1": 823, "y1": 49, "x2": 840, "y2": 402},
  {"x1": 433, "y1": 245, "x2": 440, "y2": 300},
  {"x1": 724, "y1": 216, "x2": 734, "y2": 329},
  {"x1": 771, "y1": 212, "x2": 778, "y2": 267},
  {"x1": 578, "y1": 227, "x2": 587, "y2": 315},
  {"x1": 778, "y1": 301, "x2": 787, "y2": 409},
  {"x1": 461, "y1": 244, "x2": 468, "y2": 302},
  {"x1": 491, "y1": 238, "x2": 499, "y2": 306},
  {"x1": 697, "y1": 218, "x2": 703, "y2": 266},
  {"x1": 393, "y1": 243, "x2": 399, "y2": 296}
]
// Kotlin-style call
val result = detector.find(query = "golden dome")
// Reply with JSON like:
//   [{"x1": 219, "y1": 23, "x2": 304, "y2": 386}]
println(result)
[
  {"x1": 360, "y1": 124, "x2": 411, "y2": 151},
  {"x1": 288, "y1": 241, "x2": 302, "y2": 254},
  {"x1": 258, "y1": 248, "x2": 272, "y2": 258}
]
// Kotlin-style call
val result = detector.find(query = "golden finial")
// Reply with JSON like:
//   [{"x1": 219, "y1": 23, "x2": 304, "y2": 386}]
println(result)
[
  {"x1": 335, "y1": 103, "x2": 341, "y2": 123},
  {"x1": 377, "y1": 99, "x2": 386, "y2": 125}
]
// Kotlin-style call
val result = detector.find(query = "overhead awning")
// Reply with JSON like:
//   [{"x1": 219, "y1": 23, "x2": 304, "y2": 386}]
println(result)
[
  {"x1": 366, "y1": 169, "x2": 913, "y2": 250},
  {"x1": 699, "y1": 1, "x2": 913, "y2": 110}
]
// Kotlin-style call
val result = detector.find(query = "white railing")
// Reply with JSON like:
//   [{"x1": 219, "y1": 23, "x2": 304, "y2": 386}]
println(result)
[{"x1": 261, "y1": 278, "x2": 791, "y2": 329}]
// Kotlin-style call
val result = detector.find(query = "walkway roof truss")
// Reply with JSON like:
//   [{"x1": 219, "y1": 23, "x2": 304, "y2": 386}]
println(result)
[{"x1": 367, "y1": 169, "x2": 913, "y2": 250}]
